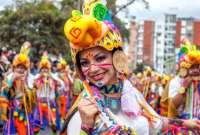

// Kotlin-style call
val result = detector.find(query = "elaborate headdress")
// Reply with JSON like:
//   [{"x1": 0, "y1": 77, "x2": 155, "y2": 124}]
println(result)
[
  {"x1": 64, "y1": 0, "x2": 128, "y2": 74},
  {"x1": 39, "y1": 51, "x2": 51, "y2": 70},
  {"x1": 161, "y1": 74, "x2": 171, "y2": 85},
  {"x1": 177, "y1": 38, "x2": 200, "y2": 78},
  {"x1": 57, "y1": 57, "x2": 67, "y2": 70},
  {"x1": 13, "y1": 41, "x2": 31, "y2": 69}
]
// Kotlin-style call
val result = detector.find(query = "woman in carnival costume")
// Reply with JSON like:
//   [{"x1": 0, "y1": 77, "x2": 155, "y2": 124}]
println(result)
[
  {"x1": 56, "y1": 57, "x2": 73, "y2": 124},
  {"x1": 148, "y1": 73, "x2": 162, "y2": 113},
  {"x1": 33, "y1": 52, "x2": 64, "y2": 134},
  {"x1": 1, "y1": 42, "x2": 35, "y2": 135},
  {"x1": 61, "y1": 0, "x2": 200, "y2": 135},
  {"x1": 167, "y1": 38, "x2": 200, "y2": 134}
]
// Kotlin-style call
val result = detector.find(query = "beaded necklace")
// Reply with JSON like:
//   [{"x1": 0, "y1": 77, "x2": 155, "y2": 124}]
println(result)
[
  {"x1": 100, "y1": 81, "x2": 123, "y2": 114},
  {"x1": 100, "y1": 81, "x2": 123, "y2": 94}
]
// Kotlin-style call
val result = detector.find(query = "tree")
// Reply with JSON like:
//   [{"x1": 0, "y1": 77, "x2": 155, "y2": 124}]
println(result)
[
  {"x1": 0, "y1": 0, "x2": 72, "y2": 62},
  {"x1": 110, "y1": 0, "x2": 149, "y2": 18}
]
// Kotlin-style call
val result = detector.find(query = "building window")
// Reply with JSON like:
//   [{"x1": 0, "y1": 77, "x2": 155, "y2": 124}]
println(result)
[{"x1": 157, "y1": 33, "x2": 162, "y2": 36}]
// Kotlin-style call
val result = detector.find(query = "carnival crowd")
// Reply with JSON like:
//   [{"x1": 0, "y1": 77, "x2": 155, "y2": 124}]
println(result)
[{"x1": 1, "y1": 0, "x2": 200, "y2": 134}]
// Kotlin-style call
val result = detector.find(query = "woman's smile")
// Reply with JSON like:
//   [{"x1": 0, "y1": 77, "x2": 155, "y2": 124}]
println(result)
[{"x1": 91, "y1": 72, "x2": 106, "y2": 81}]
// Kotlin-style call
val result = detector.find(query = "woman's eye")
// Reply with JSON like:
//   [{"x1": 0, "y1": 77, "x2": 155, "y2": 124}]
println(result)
[
  {"x1": 96, "y1": 55, "x2": 106, "y2": 62},
  {"x1": 80, "y1": 61, "x2": 89, "y2": 67}
]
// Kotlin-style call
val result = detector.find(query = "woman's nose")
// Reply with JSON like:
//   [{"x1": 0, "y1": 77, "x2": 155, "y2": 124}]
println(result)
[{"x1": 89, "y1": 64, "x2": 100, "y2": 73}]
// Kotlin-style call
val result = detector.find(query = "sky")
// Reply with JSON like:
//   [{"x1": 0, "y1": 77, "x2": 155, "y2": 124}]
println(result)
[
  {"x1": 0, "y1": 0, "x2": 200, "y2": 21},
  {"x1": 117, "y1": 0, "x2": 200, "y2": 21}
]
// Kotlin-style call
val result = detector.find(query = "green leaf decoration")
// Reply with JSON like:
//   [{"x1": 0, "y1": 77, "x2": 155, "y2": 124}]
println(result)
[
  {"x1": 180, "y1": 46, "x2": 189, "y2": 54},
  {"x1": 72, "y1": 10, "x2": 82, "y2": 17},
  {"x1": 92, "y1": 3, "x2": 108, "y2": 21}
]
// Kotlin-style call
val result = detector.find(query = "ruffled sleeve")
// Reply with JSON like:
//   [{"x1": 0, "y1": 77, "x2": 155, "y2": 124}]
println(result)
[{"x1": 121, "y1": 80, "x2": 163, "y2": 134}]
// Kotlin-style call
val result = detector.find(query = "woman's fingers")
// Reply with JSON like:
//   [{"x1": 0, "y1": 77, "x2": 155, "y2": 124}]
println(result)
[
  {"x1": 195, "y1": 119, "x2": 200, "y2": 125},
  {"x1": 80, "y1": 104, "x2": 99, "y2": 116},
  {"x1": 79, "y1": 98, "x2": 93, "y2": 106},
  {"x1": 78, "y1": 97, "x2": 99, "y2": 127},
  {"x1": 194, "y1": 120, "x2": 200, "y2": 130},
  {"x1": 187, "y1": 119, "x2": 200, "y2": 132},
  {"x1": 79, "y1": 97, "x2": 98, "y2": 107}
]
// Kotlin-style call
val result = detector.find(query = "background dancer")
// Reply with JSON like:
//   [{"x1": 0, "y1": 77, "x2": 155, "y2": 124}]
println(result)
[
  {"x1": 1, "y1": 42, "x2": 35, "y2": 135},
  {"x1": 33, "y1": 52, "x2": 64, "y2": 135}
]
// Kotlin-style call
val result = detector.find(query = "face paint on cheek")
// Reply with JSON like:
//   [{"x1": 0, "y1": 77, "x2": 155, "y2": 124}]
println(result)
[
  {"x1": 82, "y1": 67, "x2": 90, "y2": 76},
  {"x1": 95, "y1": 63, "x2": 113, "y2": 69}
]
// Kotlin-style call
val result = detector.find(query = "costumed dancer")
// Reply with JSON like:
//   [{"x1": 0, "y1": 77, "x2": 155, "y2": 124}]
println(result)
[
  {"x1": 1, "y1": 42, "x2": 35, "y2": 135},
  {"x1": 33, "y1": 52, "x2": 64, "y2": 134},
  {"x1": 159, "y1": 75, "x2": 171, "y2": 117},
  {"x1": 167, "y1": 38, "x2": 200, "y2": 134},
  {"x1": 149, "y1": 73, "x2": 162, "y2": 113},
  {"x1": 56, "y1": 57, "x2": 72, "y2": 124},
  {"x1": 143, "y1": 67, "x2": 153, "y2": 101},
  {"x1": 60, "y1": 1, "x2": 200, "y2": 135}
]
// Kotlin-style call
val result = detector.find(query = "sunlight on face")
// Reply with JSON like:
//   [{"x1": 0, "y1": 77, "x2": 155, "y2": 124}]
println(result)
[{"x1": 79, "y1": 47, "x2": 117, "y2": 87}]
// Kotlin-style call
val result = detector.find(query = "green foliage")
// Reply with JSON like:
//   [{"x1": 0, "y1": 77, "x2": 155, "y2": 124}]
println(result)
[
  {"x1": 0, "y1": 0, "x2": 72, "y2": 62},
  {"x1": 0, "y1": 0, "x2": 142, "y2": 63}
]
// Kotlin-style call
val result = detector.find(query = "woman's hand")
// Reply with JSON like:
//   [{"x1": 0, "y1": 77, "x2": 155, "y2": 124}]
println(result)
[
  {"x1": 78, "y1": 97, "x2": 99, "y2": 128},
  {"x1": 164, "y1": 118, "x2": 200, "y2": 133},
  {"x1": 184, "y1": 119, "x2": 200, "y2": 132}
]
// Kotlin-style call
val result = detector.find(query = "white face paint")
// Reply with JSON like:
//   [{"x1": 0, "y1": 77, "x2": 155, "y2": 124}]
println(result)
[{"x1": 95, "y1": 81, "x2": 104, "y2": 88}]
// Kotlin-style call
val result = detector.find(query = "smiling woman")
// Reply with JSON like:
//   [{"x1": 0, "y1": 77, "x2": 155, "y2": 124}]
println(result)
[
  {"x1": 78, "y1": 47, "x2": 117, "y2": 87},
  {"x1": 60, "y1": 0, "x2": 200, "y2": 135}
]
